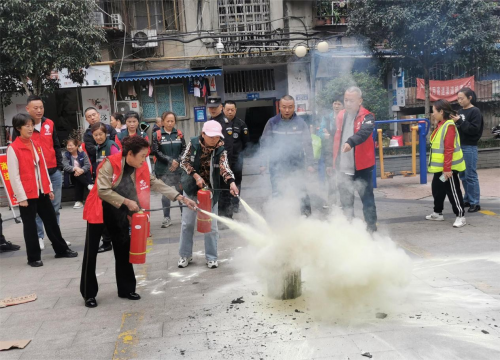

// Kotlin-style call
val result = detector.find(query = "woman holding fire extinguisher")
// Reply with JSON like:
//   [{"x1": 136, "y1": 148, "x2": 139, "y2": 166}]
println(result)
[
  {"x1": 80, "y1": 136, "x2": 197, "y2": 308},
  {"x1": 178, "y1": 120, "x2": 239, "y2": 270}
]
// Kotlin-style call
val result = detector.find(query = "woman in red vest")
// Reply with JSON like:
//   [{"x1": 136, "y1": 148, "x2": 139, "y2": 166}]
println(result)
[
  {"x1": 7, "y1": 114, "x2": 78, "y2": 267},
  {"x1": 80, "y1": 136, "x2": 197, "y2": 308}
]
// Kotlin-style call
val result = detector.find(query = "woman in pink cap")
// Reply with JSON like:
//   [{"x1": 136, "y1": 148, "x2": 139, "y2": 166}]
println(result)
[{"x1": 178, "y1": 120, "x2": 239, "y2": 269}]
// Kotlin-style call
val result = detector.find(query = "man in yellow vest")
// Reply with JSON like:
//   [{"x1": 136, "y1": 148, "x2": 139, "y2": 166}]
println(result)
[{"x1": 426, "y1": 100, "x2": 467, "y2": 228}]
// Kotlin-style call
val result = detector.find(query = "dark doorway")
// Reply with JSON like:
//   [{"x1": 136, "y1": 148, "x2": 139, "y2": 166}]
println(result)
[
  {"x1": 44, "y1": 88, "x2": 81, "y2": 145},
  {"x1": 234, "y1": 99, "x2": 276, "y2": 145}
]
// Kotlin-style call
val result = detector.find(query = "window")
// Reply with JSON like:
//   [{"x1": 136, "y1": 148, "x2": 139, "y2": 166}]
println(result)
[
  {"x1": 140, "y1": 84, "x2": 186, "y2": 119},
  {"x1": 224, "y1": 69, "x2": 275, "y2": 94},
  {"x1": 135, "y1": 0, "x2": 179, "y2": 32},
  {"x1": 218, "y1": 0, "x2": 271, "y2": 36}
]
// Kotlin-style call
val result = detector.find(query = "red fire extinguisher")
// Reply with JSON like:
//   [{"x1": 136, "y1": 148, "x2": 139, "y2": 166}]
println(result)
[
  {"x1": 197, "y1": 188, "x2": 212, "y2": 233},
  {"x1": 130, "y1": 211, "x2": 149, "y2": 264}
]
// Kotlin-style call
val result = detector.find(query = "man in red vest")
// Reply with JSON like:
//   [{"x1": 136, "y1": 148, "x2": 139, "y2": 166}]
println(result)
[
  {"x1": 326, "y1": 86, "x2": 378, "y2": 233},
  {"x1": 13, "y1": 95, "x2": 68, "y2": 250}
]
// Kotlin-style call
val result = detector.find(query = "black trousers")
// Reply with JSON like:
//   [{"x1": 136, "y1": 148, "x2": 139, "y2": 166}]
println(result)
[
  {"x1": 80, "y1": 202, "x2": 136, "y2": 299},
  {"x1": 0, "y1": 213, "x2": 5, "y2": 244},
  {"x1": 101, "y1": 227, "x2": 112, "y2": 246},
  {"x1": 432, "y1": 171, "x2": 465, "y2": 217},
  {"x1": 19, "y1": 193, "x2": 69, "y2": 262},
  {"x1": 231, "y1": 160, "x2": 243, "y2": 210},
  {"x1": 218, "y1": 176, "x2": 234, "y2": 219},
  {"x1": 337, "y1": 168, "x2": 377, "y2": 227},
  {"x1": 71, "y1": 172, "x2": 92, "y2": 202}
]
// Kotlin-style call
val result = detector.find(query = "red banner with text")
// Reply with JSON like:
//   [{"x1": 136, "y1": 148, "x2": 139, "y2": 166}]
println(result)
[
  {"x1": 416, "y1": 76, "x2": 474, "y2": 102},
  {"x1": 0, "y1": 154, "x2": 19, "y2": 207}
]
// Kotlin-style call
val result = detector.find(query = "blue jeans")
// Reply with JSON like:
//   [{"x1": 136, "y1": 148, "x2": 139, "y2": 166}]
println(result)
[
  {"x1": 459, "y1": 145, "x2": 480, "y2": 205},
  {"x1": 159, "y1": 173, "x2": 182, "y2": 218},
  {"x1": 36, "y1": 170, "x2": 62, "y2": 239},
  {"x1": 178, "y1": 192, "x2": 219, "y2": 261},
  {"x1": 337, "y1": 168, "x2": 377, "y2": 227}
]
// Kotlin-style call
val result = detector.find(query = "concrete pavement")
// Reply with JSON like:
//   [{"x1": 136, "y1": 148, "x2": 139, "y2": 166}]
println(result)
[{"x1": 0, "y1": 165, "x2": 499, "y2": 360}]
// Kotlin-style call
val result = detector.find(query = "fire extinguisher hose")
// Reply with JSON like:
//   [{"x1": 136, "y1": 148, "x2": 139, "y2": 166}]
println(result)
[{"x1": 140, "y1": 205, "x2": 188, "y2": 212}]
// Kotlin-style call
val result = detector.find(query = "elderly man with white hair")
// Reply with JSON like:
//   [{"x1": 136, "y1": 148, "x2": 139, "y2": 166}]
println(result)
[{"x1": 326, "y1": 86, "x2": 378, "y2": 233}]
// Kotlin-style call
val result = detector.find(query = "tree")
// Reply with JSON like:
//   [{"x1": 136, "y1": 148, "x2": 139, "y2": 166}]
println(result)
[
  {"x1": 0, "y1": 0, "x2": 105, "y2": 144},
  {"x1": 0, "y1": 0, "x2": 106, "y2": 97},
  {"x1": 347, "y1": 0, "x2": 500, "y2": 118},
  {"x1": 317, "y1": 71, "x2": 390, "y2": 120}
]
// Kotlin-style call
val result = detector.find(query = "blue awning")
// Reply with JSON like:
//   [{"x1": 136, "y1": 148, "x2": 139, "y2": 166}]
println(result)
[{"x1": 113, "y1": 68, "x2": 222, "y2": 82}]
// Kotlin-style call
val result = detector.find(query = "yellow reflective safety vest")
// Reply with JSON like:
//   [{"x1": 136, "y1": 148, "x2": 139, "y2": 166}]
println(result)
[{"x1": 428, "y1": 119, "x2": 466, "y2": 173}]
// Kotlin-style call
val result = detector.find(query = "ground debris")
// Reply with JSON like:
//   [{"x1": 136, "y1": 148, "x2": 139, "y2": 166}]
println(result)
[
  {"x1": 251, "y1": 291, "x2": 258, "y2": 295},
  {"x1": 376, "y1": 312, "x2": 387, "y2": 319},
  {"x1": 361, "y1": 352, "x2": 373, "y2": 358},
  {"x1": 481, "y1": 330, "x2": 489, "y2": 334},
  {"x1": 294, "y1": 309, "x2": 304, "y2": 313},
  {"x1": 231, "y1": 297, "x2": 245, "y2": 304}
]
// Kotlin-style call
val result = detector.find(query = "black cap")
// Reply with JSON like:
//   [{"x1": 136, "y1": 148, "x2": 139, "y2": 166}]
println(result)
[{"x1": 207, "y1": 96, "x2": 222, "y2": 108}]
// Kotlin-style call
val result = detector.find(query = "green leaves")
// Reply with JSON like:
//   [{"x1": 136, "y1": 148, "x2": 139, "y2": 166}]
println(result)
[
  {"x1": 317, "y1": 71, "x2": 389, "y2": 120},
  {"x1": 0, "y1": 0, "x2": 106, "y2": 99},
  {"x1": 347, "y1": 0, "x2": 500, "y2": 72}
]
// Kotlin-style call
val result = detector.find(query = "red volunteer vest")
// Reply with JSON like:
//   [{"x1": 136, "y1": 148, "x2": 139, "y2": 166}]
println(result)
[
  {"x1": 332, "y1": 106, "x2": 375, "y2": 171},
  {"x1": 32, "y1": 118, "x2": 57, "y2": 169},
  {"x1": 9, "y1": 137, "x2": 52, "y2": 199},
  {"x1": 83, "y1": 153, "x2": 151, "y2": 224}
]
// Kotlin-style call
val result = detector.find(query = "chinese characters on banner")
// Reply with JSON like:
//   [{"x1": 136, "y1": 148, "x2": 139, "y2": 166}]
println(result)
[
  {"x1": 0, "y1": 155, "x2": 18, "y2": 207},
  {"x1": 416, "y1": 76, "x2": 474, "y2": 102}
]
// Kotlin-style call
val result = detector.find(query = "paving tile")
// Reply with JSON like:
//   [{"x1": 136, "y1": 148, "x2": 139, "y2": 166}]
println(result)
[{"x1": 3, "y1": 306, "x2": 88, "y2": 326}]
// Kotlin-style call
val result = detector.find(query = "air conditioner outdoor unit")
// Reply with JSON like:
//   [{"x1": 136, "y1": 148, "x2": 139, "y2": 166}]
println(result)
[
  {"x1": 132, "y1": 30, "x2": 158, "y2": 48},
  {"x1": 116, "y1": 100, "x2": 141, "y2": 115},
  {"x1": 93, "y1": 12, "x2": 105, "y2": 27},
  {"x1": 110, "y1": 14, "x2": 124, "y2": 31}
]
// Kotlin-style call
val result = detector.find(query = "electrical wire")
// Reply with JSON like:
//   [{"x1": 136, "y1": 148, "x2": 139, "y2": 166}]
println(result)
[{"x1": 93, "y1": 2, "x2": 126, "y2": 90}]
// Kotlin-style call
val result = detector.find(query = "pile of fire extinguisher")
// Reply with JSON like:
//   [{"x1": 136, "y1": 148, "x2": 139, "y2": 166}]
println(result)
[{"x1": 129, "y1": 188, "x2": 212, "y2": 264}]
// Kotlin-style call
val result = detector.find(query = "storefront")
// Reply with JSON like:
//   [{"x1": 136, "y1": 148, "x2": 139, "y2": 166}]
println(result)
[
  {"x1": 2, "y1": 65, "x2": 113, "y2": 144},
  {"x1": 112, "y1": 68, "x2": 223, "y2": 139}
]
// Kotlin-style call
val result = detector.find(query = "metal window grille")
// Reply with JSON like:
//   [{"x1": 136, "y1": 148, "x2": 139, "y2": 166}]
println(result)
[
  {"x1": 134, "y1": 0, "x2": 179, "y2": 32},
  {"x1": 218, "y1": 0, "x2": 271, "y2": 41},
  {"x1": 140, "y1": 84, "x2": 186, "y2": 119},
  {"x1": 224, "y1": 69, "x2": 275, "y2": 94}
]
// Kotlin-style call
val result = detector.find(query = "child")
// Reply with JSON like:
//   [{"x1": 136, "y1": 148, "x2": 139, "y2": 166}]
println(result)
[{"x1": 63, "y1": 138, "x2": 94, "y2": 209}]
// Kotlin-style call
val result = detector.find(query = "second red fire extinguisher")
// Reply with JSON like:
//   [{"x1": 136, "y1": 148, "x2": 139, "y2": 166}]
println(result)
[
  {"x1": 197, "y1": 188, "x2": 212, "y2": 233},
  {"x1": 130, "y1": 211, "x2": 149, "y2": 264}
]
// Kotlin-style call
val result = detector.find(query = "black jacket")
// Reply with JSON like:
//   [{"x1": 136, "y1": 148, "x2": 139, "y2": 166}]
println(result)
[
  {"x1": 456, "y1": 107, "x2": 483, "y2": 146},
  {"x1": 211, "y1": 112, "x2": 250, "y2": 165},
  {"x1": 211, "y1": 112, "x2": 234, "y2": 162},
  {"x1": 228, "y1": 116, "x2": 249, "y2": 164},
  {"x1": 83, "y1": 124, "x2": 117, "y2": 165}
]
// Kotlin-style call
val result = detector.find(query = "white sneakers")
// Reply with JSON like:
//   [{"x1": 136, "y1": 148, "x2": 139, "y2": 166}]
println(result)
[
  {"x1": 426, "y1": 212, "x2": 444, "y2": 221},
  {"x1": 453, "y1": 217, "x2": 467, "y2": 228},
  {"x1": 177, "y1": 257, "x2": 218, "y2": 269},
  {"x1": 177, "y1": 257, "x2": 192, "y2": 268},
  {"x1": 206, "y1": 260, "x2": 218, "y2": 269},
  {"x1": 426, "y1": 212, "x2": 466, "y2": 228},
  {"x1": 73, "y1": 201, "x2": 84, "y2": 209},
  {"x1": 87, "y1": 184, "x2": 94, "y2": 191},
  {"x1": 39, "y1": 238, "x2": 45, "y2": 250},
  {"x1": 161, "y1": 217, "x2": 172, "y2": 228}
]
